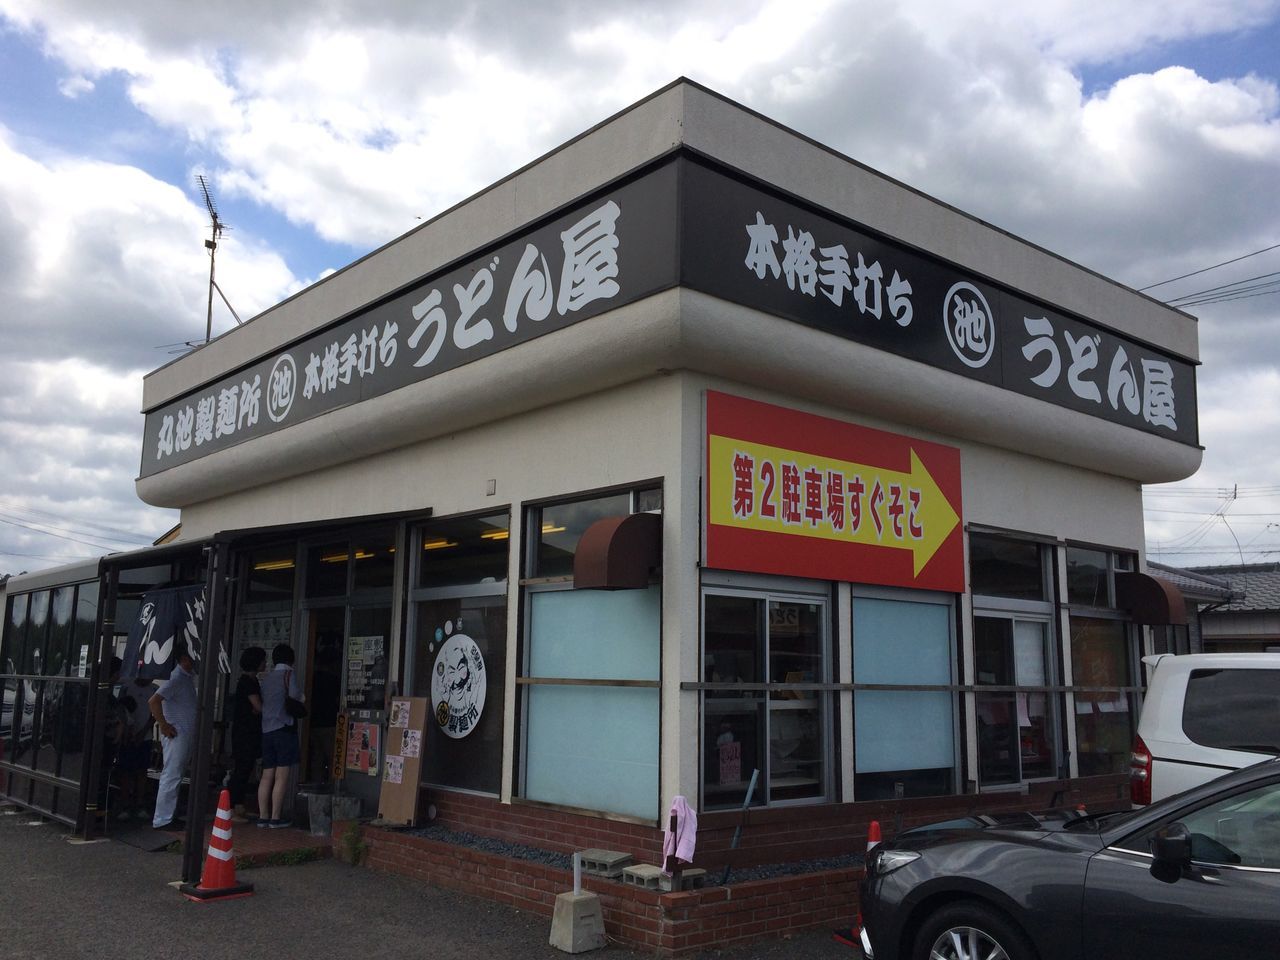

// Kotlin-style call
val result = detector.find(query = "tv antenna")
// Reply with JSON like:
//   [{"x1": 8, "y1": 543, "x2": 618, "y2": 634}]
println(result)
[{"x1": 197, "y1": 174, "x2": 242, "y2": 343}]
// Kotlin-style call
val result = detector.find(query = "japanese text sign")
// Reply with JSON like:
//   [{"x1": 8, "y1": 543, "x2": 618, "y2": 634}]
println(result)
[
  {"x1": 682, "y1": 159, "x2": 1197, "y2": 448},
  {"x1": 140, "y1": 161, "x2": 679, "y2": 478},
  {"x1": 706, "y1": 392, "x2": 964, "y2": 592}
]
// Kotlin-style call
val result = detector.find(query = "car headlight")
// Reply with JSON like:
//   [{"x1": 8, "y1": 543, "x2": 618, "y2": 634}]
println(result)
[{"x1": 871, "y1": 849, "x2": 921, "y2": 875}]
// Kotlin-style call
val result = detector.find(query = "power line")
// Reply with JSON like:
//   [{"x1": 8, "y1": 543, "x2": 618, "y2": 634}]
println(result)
[
  {"x1": 0, "y1": 515, "x2": 140, "y2": 551},
  {"x1": 1165, "y1": 269, "x2": 1280, "y2": 305},
  {"x1": 1139, "y1": 241, "x2": 1280, "y2": 292},
  {"x1": 0, "y1": 498, "x2": 155, "y2": 543}
]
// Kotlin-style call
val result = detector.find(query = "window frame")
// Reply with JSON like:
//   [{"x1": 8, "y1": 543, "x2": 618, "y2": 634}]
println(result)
[{"x1": 699, "y1": 571, "x2": 835, "y2": 811}]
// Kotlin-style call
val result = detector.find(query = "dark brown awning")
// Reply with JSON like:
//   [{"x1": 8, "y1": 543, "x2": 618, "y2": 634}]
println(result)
[
  {"x1": 573, "y1": 513, "x2": 662, "y2": 590},
  {"x1": 1116, "y1": 571, "x2": 1187, "y2": 626}
]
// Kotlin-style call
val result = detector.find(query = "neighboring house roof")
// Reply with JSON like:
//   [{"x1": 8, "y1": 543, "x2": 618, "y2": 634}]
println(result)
[
  {"x1": 1148, "y1": 561, "x2": 1238, "y2": 604},
  {"x1": 1184, "y1": 563, "x2": 1280, "y2": 613}
]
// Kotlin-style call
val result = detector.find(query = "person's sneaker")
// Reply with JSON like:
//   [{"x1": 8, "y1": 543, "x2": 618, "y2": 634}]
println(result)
[
  {"x1": 267, "y1": 819, "x2": 293, "y2": 829},
  {"x1": 153, "y1": 819, "x2": 185, "y2": 831},
  {"x1": 255, "y1": 818, "x2": 271, "y2": 828},
  {"x1": 114, "y1": 809, "x2": 132, "y2": 822}
]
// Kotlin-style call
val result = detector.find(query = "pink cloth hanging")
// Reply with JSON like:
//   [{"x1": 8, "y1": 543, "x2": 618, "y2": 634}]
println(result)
[{"x1": 662, "y1": 794, "x2": 697, "y2": 874}]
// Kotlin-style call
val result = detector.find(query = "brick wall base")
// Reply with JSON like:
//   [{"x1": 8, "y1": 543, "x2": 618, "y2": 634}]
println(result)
[
  {"x1": 354, "y1": 823, "x2": 859, "y2": 955},
  {"x1": 344, "y1": 775, "x2": 1128, "y2": 955}
]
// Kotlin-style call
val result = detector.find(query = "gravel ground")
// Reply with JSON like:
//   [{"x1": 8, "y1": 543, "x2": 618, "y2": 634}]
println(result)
[
  {"x1": 405, "y1": 824, "x2": 865, "y2": 885},
  {"x1": 1, "y1": 809, "x2": 860, "y2": 960}
]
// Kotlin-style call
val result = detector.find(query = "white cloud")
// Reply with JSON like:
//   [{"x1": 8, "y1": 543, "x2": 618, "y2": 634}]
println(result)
[{"x1": 0, "y1": 0, "x2": 1277, "y2": 570}]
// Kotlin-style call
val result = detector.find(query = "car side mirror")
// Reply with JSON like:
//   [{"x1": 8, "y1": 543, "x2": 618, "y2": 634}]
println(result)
[{"x1": 1149, "y1": 822, "x2": 1191, "y2": 883}]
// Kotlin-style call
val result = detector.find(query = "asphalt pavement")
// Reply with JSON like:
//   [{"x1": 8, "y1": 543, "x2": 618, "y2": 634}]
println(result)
[{"x1": 0, "y1": 809, "x2": 857, "y2": 960}]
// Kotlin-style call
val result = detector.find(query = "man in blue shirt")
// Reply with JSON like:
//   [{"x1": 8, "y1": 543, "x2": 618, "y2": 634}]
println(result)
[{"x1": 148, "y1": 642, "x2": 197, "y2": 830}]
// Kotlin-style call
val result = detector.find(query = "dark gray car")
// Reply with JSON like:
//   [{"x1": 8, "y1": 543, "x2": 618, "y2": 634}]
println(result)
[{"x1": 857, "y1": 758, "x2": 1280, "y2": 960}]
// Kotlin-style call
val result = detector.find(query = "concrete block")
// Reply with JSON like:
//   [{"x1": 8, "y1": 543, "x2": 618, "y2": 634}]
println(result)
[
  {"x1": 549, "y1": 891, "x2": 607, "y2": 954},
  {"x1": 621, "y1": 863, "x2": 663, "y2": 889},
  {"x1": 578, "y1": 848, "x2": 633, "y2": 878},
  {"x1": 660, "y1": 868, "x2": 707, "y2": 891}
]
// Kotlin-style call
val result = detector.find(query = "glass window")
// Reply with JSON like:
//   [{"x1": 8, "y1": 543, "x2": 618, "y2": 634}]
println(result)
[
  {"x1": 245, "y1": 547, "x2": 297, "y2": 605},
  {"x1": 306, "y1": 541, "x2": 350, "y2": 597},
  {"x1": 412, "y1": 595, "x2": 506, "y2": 794},
  {"x1": 854, "y1": 595, "x2": 955, "y2": 799},
  {"x1": 1071, "y1": 616, "x2": 1134, "y2": 775},
  {"x1": 46, "y1": 588, "x2": 74, "y2": 677},
  {"x1": 533, "y1": 493, "x2": 631, "y2": 579},
  {"x1": 975, "y1": 616, "x2": 1055, "y2": 784},
  {"x1": 702, "y1": 589, "x2": 831, "y2": 809},
  {"x1": 1066, "y1": 547, "x2": 1110, "y2": 606},
  {"x1": 1129, "y1": 781, "x2": 1280, "y2": 868},
  {"x1": 23, "y1": 592, "x2": 50, "y2": 676},
  {"x1": 407, "y1": 512, "x2": 510, "y2": 796},
  {"x1": 74, "y1": 582, "x2": 99, "y2": 679},
  {"x1": 523, "y1": 684, "x2": 659, "y2": 820},
  {"x1": 1183, "y1": 669, "x2": 1280, "y2": 753},
  {"x1": 523, "y1": 586, "x2": 660, "y2": 818},
  {"x1": 352, "y1": 529, "x2": 396, "y2": 593},
  {"x1": 969, "y1": 534, "x2": 1047, "y2": 601},
  {"x1": 417, "y1": 514, "x2": 509, "y2": 588},
  {"x1": 3, "y1": 594, "x2": 28, "y2": 675}
]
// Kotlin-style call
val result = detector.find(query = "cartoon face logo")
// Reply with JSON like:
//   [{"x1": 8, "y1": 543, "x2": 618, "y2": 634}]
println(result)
[{"x1": 430, "y1": 625, "x2": 486, "y2": 740}]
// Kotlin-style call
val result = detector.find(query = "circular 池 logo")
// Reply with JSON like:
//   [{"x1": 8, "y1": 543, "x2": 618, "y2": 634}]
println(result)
[
  {"x1": 943, "y1": 282, "x2": 995, "y2": 368},
  {"x1": 267, "y1": 354, "x2": 297, "y2": 423},
  {"x1": 430, "y1": 622, "x2": 486, "y2": 739}
]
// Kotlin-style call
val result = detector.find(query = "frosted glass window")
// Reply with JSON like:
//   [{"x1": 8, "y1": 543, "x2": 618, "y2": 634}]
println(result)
[
  {"x1": 853, "y1": 596, "x2": 955, "y2": 798},
  {"x1": 853, "y1": 597, "x2": 951, "y2": 685},
  {"x1": 529, "y1": 586, "x2": 660, "y2": 680},
  {"x1": 524, "y1": 685, "x2": 659, "y2": 820},
  {"x1": 855, "y1": 691, "x2": 954, "y2": 772}
]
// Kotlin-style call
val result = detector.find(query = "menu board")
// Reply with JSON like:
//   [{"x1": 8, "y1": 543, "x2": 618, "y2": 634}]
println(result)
[{"x1": 377, "y1": 697, "x2": 430, "y2": 825}]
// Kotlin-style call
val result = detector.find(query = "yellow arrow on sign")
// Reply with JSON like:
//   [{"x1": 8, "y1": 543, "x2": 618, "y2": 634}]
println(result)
[{"x1": 708, "y1": 436, "x2": 960, "y2": 576}]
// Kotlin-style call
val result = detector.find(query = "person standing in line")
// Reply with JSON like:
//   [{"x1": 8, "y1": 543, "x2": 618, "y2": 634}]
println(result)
[
  {"x1": 114, "y1": 669, "x2": 156, "y2": 820},
  {"x1": 228, "y1": 646, "x2": 266, "y2": 822},
  {"x1": 257, "y1": 643, "x2": 304, "y2": 829},
  {"x1": 149, "y1": 642, "x2": 197, "y2": 831}
]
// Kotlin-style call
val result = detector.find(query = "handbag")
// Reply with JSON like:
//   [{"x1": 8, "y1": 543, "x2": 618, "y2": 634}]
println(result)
[{"x1": 284, "y1": 669, "x2": 308, "y2": 719}]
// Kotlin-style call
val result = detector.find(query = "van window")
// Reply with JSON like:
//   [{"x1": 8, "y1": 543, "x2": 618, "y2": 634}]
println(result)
[{"x1": 1183, "y1": 669, "x2": 1280, "y2": 754}]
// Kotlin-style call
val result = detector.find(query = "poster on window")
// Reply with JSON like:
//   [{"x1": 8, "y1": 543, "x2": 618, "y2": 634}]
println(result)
[
  {"x1": 345, "y1": 721, "x2": 380, "y2": 776},
  {"x1": 705, "y1": 391, "x2": 964, "y2": 593},
  {"x1": 346, "y1": 635, "x2": 388, "y2": 709}
]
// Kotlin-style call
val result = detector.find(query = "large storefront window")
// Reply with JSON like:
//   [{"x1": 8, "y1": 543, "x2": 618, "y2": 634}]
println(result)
[
  {"x1": 853, "y1": 593, "x2": 956, "y2": 799},
  {"x1": 702, "y1": 587, "x2": 831, "y2": 810},
  {"x1": 974, "y1": 615, "x2": 1055, "y2": 784},
  {"x1": 1066, "y1": 544, "x2": 1138, "y2": 777},
  {"x1": 969, "y1": 533, "x2": 1062, "y2": 788},
  {"x1": 1, "y1": 579, "x2": 98, "y2": 823},
  {"x1": 1070, "y1": 616, "x2": 1134, "y2": 775},
  {"x1": 519, "y1": 488, "x2": 661, "y2": 821},
  {"x1": 408, "y1": 512, "x2": 509, "y2": 796}
]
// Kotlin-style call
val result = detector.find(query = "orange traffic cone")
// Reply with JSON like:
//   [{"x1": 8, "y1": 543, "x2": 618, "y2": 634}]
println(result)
[
  {"x1": 867, "y1": 819, "x2": 882, "y2": 853},
  {"x1": 179, "y1": 789, "x2": 254, "y2": 902}
]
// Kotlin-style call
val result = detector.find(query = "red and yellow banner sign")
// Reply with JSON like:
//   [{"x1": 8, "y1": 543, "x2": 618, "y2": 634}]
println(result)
[{"x1": 705, "y1": 392, "x2": 964, "y2": 592}]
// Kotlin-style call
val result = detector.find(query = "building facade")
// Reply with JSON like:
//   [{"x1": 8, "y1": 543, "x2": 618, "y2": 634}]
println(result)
[{"x1": 4, "y1": 81, "x2": 1201, "y2": 869}]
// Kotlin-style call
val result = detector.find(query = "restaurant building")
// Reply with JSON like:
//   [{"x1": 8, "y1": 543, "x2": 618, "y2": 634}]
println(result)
[{"x1": 3, "y1": 80, "x2": 1201, "y2": 936}]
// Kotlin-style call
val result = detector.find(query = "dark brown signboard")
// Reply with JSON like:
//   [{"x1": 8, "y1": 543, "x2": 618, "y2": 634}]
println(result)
[{"x1": 141, "y1": 152, "x2": 1197, "y2": 478}]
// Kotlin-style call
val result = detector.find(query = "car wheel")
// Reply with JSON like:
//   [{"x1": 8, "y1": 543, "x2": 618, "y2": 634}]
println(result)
[{"x1": 912, "y1": 901, "x2": 1035, "y2": 960}]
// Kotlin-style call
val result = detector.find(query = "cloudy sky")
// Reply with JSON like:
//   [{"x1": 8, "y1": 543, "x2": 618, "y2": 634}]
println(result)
[{"x1": 1, "y1": 0, "x2": 1278, "y2": 577}]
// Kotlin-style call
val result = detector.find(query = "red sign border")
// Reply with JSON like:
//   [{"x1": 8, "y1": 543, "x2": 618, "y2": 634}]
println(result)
[{"x1": 705, "y1": 391, "x2": 965, "y2": 593}]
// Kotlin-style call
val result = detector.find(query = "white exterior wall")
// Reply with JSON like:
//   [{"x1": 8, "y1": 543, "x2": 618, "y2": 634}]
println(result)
[{"x1": 128, "y1": 80, "x2": 1200, "y2": 819}]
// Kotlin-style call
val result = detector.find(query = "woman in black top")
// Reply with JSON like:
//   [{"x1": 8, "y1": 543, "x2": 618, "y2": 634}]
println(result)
[{"x1": 229, "y1": 646, "x2": 267, "y2": 821}]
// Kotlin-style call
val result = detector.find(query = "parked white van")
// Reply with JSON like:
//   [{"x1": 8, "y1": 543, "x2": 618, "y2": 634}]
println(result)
[{"x1": 1130, "y1": 652, "x2": 1280, "y2": 805}]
